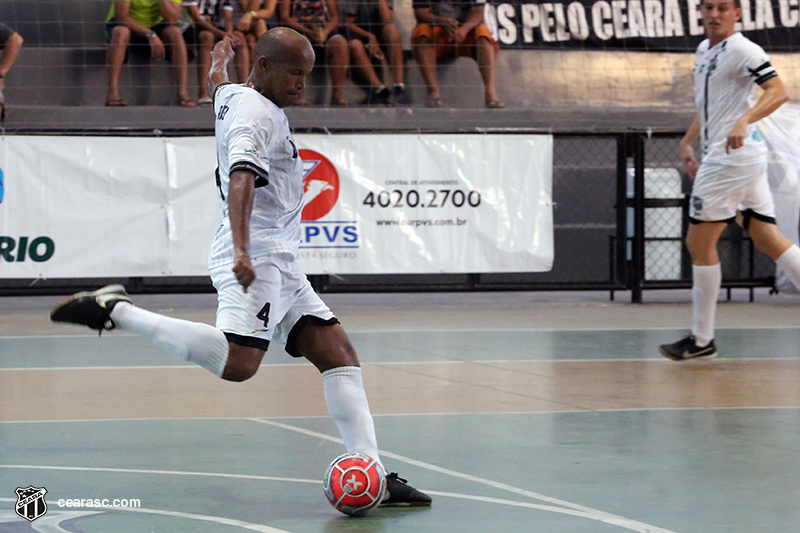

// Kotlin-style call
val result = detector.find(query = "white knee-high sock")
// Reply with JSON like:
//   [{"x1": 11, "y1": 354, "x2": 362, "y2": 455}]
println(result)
[
  {"x1": 692, "y1": 263, "x2": 722, "y2": 347},
  {"x1": 776, "y1": 245, "x2": 800, "y2": 291},
  {"x1": 323, "y1": 366, "x2": 382, "y2": 469},
  {"x1": 110, "y1": 303, "x2": 229, "y2": 377}
]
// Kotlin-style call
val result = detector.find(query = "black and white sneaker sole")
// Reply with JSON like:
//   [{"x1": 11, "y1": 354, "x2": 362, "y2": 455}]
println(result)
[
  {"x1": 50, "y1": 284, "x2": 129, "y2": 329},
  {"x1": 659, "y1": 348, "x2": 718, "y2": 361}
]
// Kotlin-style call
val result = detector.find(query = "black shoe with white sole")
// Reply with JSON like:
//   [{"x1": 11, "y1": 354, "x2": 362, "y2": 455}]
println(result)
[
  {"x1": 50, "y1": 284, "x2": 131, "y2": 332},
  {"x1": 380, "y1": 473, "x2": 432, "y2": 507},
  {"x1": 659, "y1": 335, "x2": 717, "y2": 361}
]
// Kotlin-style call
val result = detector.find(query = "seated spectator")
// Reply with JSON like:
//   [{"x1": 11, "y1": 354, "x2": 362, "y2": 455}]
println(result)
[
  {"x1": 106, "y1": 0, "x2": 194, "y2": 106},
  {"x1": 280, "y1": 0, "x2": 350, "y2": 105},
  {"x1": 0, "y1": 22, "x2": 23, "y2": 122},
  {"x1": 339, "y1": 0, "x2": 402, "y2": 102},
  {"x1": 181, "y1": 0, "x2": 250, "y2": 105},
  {"x1": 411, "y1": 0, "x2": 503, "y2": 108},
  {"x1": 234, "y1": 0, "x2": 275, "y2": 68}
]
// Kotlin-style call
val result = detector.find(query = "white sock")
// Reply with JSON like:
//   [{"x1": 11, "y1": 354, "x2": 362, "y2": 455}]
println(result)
[
  {"x1": 776, "y1": 245, "x2": 800, "y2": 291},
  {"x1": 110, "y1": 303, "x2": 229, "y2": 377},
  {"x1": 322, "y1": 366, "x2": 382, "y2": 470},
  {"x1": 692, "y1": 263, "x2": 721, "y2": 347}
]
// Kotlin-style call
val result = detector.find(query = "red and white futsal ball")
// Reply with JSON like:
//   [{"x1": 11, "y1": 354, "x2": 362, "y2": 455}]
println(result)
[{"x1": 323, "y1": 452, "x2": 386, "y2": 516}]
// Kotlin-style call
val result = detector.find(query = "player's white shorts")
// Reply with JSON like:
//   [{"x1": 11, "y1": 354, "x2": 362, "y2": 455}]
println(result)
[
  {"x1": 689, "y1": 159, "x2": 776, "y2": 225},
  {"x1": 209, "y1": 253, "x2": 337, "y2": 355}
]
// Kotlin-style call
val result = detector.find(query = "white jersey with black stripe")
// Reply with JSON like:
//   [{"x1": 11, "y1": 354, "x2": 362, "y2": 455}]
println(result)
[
  {"x1": 208, "y1": 83, "x2": 304, "y2": 269},
  {"x1": 693, "y1": 32, "x2": 777, "y2": 166}
]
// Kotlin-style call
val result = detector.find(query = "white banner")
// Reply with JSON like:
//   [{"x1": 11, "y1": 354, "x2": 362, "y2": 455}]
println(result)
[{"x1": 0, "y1": 134, "x2": 552, "y2": 278}]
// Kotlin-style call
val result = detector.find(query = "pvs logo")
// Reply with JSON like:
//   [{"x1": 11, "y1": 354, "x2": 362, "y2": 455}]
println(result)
[{"x1": 300, "y1": 149, "x2": 358, "y2": 249}]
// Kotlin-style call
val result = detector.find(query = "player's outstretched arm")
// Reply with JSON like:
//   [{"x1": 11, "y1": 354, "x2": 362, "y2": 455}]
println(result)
[
  {"x1": 680, "y1": 116, "x2": 701, "y2": 178},
  {"x1": 726, "y1": 76, "x2": 789, "y2": 153},
  {"x1": 208, "y1": 37, "x2": 236, "y2": 97},
  {"x1": 229, "y1": 170, "x2": 257, "y2": 291}
]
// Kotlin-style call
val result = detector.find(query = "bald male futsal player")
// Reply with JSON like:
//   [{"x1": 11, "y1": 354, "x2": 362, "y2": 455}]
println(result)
[
  {"x1": 51, "y1": 28, "x2": 431, "y2": 508},
  {"x1": 659, "y1": 0, "x2": 800, "y2": 360}
]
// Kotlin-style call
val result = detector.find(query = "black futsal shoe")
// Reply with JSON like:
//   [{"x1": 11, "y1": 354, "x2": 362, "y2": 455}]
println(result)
[
  {"x1": 380, "y1": 473, "x2": 432, "y2": 507},
  {"x1": 659, "y1": 335, "x2": 717, "y2": 361},
  {"x1": 50, "y1": 284, "x2": 131, "y2": 332}
]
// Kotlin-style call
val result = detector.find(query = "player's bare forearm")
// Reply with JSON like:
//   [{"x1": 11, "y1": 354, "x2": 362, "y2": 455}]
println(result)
[
  {"x1": 681, "y1": 116, "x2": 701, "y2": 177},
  {"x1": 741, "y1": 76, "x2": 789, "y2": 126},
  {"x1": 208, "y1": 37, "x2": 235, "y2": 94},
  {"x1": 228, "y1": 170, "x2": 257, "y2": 289},
  {"x1": 727, "y1": 77, "x2": 788, "y2": 153},
  {"x1": 681, "y1": 116, "x2": 701, "y2": 148}
]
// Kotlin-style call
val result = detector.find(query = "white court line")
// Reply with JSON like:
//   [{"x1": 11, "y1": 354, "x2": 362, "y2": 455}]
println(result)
[
  {"x1": 0, "y1": 497, "x2": 290, "y2": 533},
  {"x1": 2, "y1": 356, "x2": 799, "y2": 372},
  {"x1": 3, "y1": 323, "x2": 800, "y2": 339},
  {"x1": 3, "y1": 403, "x2": 800, "y2": 425},
  {"x1": 247, "y1": 418, "x2": 679, "y2": 533},
  {"x1": 0, "y1": 466, "x2": 669, "y2": 531},
  {"x1": 0, "y1": 475, "x2": 661, "y2": 529},
  {"x1": 0, "y1": 465, "x2": 319, "y2": 484}
]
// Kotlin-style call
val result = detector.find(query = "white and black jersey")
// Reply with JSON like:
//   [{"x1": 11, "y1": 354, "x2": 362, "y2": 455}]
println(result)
[
  {"x1": 693, "y1": 32, "x2": 777, "y2": 165},
  {"x1": 208, "y1": 83, "x2": 305, "y2": 270}
]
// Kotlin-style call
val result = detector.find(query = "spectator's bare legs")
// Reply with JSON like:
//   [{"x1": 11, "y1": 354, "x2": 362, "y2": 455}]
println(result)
[
  {"x1": 380, "y1": 25, "x2": 403, "y2": 87},
  {"x1": 197, "y1": 30, "x2": 216, "y2": 101},
  {"x1": 411, "y1": 34, "x2": 440, "y2": 106},
  {"x1": 348, "y1": 39, "x2": 384, "y2": 89},
  {"x1": 106, "y1": 25, "x2": 132, "y2": 105},
  {"x1": 159, "y1": 25, "x2": 193, "y2": 104},
  {"x1": 476, "y1": 36, "x2": 502, "y2": 108},
  {"x1": 327, "y1": 34, "x2": 349, "y2": 105},
  {"x1": 0, "y1": 31, "x2": 23, "y2": 119},
  {"x1": 232, "y1": 31, "x2": 250, "y2": 83},
  {"x1": 0, "y1": 32, "x2": 23, "y2": 85},
  {"x1": 246, "y1": 32, "x2": 257, "y2": 71}
]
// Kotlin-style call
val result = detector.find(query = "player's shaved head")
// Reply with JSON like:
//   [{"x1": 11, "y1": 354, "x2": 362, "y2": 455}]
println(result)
[
  {"x1": 249, "y1": 27, "x2": 315, "y2": 108},
  {"x1": 254, "y1": 27, "x2": 314, "y2": 65}
]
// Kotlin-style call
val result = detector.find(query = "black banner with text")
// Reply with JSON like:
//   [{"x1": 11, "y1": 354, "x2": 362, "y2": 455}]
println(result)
[{"x1": 486, "y1": 0, "x2": 800, "y2": 51}]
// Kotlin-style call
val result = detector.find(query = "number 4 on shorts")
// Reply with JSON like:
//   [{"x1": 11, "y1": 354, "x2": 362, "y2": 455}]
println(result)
[{"x1": 256, "y1": 303, "x2": 271, "y2": 328}]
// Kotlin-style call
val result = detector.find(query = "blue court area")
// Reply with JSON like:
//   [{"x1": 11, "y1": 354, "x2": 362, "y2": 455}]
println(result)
[{"x1": 2, "y1": 305, "x2": 800, "y2": 532}]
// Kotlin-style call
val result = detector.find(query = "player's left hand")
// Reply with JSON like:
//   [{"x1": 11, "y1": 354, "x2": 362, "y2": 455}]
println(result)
[
  {"x1": 726, "y1": 118, "x2": 748, "y2": 154},
  {"x1": 233, "y1": 251, "x2": 256, "y2": 292}
]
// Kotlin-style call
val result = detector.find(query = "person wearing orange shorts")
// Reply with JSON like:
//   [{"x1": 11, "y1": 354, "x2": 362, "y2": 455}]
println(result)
[{"x1": 411, "y1": 0, "x2": 503, "y2": 108}]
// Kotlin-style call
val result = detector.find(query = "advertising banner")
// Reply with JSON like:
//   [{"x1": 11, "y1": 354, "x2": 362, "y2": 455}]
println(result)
[
  {"x1": 486, "y1": 0, "x2": 800, "y2": 51},
  {"x1": 0, "y1": 134, "x2": 553, "y2": 278}
]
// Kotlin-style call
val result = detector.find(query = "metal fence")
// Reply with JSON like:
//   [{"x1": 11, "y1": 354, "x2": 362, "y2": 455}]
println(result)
[{"x1": 0, "y1": 130, "x2": 777, "y2": 301}]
